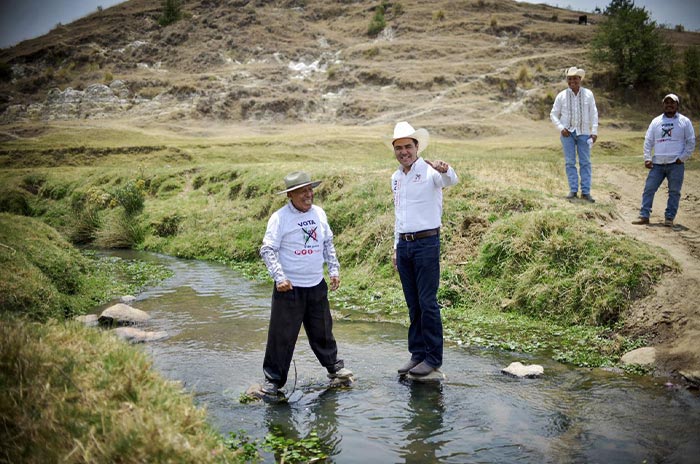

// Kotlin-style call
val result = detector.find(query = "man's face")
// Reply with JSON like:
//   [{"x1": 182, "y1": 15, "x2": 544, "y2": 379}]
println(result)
[
  {"x1": 393, "y1": 137, "x2": 418, "y2": 169},
  {"x1": 567, "y1": 76, "x2": 581, "y2": 92},
  {"x1": 663, "y1": 98, "x2": 678, "y2": 116},
  {"x1": 287, "y1": 184, "x2": 314, "y2": 212}
]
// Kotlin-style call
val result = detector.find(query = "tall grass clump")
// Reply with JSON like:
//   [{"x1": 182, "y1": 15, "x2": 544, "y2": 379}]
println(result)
[
  {"x1": 0, "y1": 213, "x2": 92, "y2": 320},
  {"x1": 159, "y1": 0, "x2": 182, "y2": 27},
  {"x1": 95, "y1": 180, "x2": 147, "y2": 248},
  {"x1": 0, "y1": 213, "x2": 170, "y2": 321},
  {"x1": 368, "y1": 3, "x2": 387, "y2": 36},
  {"x1": 468, "y1": 211, "x2": 676, "y2": 326},
  {"x1": 0, "y1": 318, "x2": 240, "y2": 463}
]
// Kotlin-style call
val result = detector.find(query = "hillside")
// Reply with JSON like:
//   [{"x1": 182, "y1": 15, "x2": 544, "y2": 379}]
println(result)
[{"x1": 5, "y1": 0, "x2": 693, "y2": 130}]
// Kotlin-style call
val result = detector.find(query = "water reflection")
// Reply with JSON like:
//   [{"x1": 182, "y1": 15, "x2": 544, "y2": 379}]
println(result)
[
  {"x1": 401, "y1": 381, "x2": 446, "y2": 463},
  {"x1": 264, "y1": 387, "x2": 343, "y2": 461}
]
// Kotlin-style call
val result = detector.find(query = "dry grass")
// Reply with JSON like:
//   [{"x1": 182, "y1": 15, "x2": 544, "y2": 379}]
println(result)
[{"x1": 0, "y1": 317, "x2": 240, "y2": 464}]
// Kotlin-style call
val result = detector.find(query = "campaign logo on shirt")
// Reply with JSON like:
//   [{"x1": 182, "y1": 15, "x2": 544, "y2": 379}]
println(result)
[
  {"x1": 412, "y1": 173, "x2": 423, "y2": 183},
  {"x1": 302, "y1": 226, "x2": 318, "y2": 245},
  {"x1": 661, "y1": 125, "x2": 673, "y2": 138}
]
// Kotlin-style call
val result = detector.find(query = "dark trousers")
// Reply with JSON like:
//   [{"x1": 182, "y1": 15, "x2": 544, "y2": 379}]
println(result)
[
  {"x1": 396, "y1": 234, "x2": 443, "y2": 368},
  {"x1": 263, "y1": 279, "x2": 343, "y2": 387}
]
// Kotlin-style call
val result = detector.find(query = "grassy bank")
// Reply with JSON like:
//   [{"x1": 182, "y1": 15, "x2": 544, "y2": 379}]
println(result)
[
  {"x1": 0, "y1": 213, "x2": 243, "y2": 463},
  {"x1": 0, "y1": 121, "x2": 679, "y2": 461},
  {"x1": 0, "y1": 122, "x2": 677, "y2": 366},
  {"x1": 0, "y1": 318, "x2": 241, "y2": 463}
]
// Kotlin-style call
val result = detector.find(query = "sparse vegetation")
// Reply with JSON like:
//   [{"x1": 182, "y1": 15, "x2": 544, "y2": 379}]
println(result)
[
  {"x1": 367, "y1": 3, "x2": 387, "y2": 36},
  {"x1": 0, "y1": 62, "x2": 11, "y2": 82},
  {"x1": 159, "y1": 0, "x2": 183, "y2": 27},
  {"x1": 516, "y1": 64, "x2": 531, "y2": 84}
]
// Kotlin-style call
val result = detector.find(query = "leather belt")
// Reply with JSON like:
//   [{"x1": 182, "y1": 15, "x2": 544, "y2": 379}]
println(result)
[{"x1": 399, "y1": 228, "x2": 440, "y2": 241}]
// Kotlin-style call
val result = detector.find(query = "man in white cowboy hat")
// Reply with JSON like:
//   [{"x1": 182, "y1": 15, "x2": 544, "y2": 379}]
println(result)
[
  {"x1": 550, "y1": 66, "x2": 599, "y2": 202},
  {"x1": 388, "y1": 121, "x2": 459, "y2": 377},
  {"x1": 632, "y1": 94, "x2": 695, "y2": 227},
  {"x1": 258, "y1": 171, "x2": 353, "y2": 397}
]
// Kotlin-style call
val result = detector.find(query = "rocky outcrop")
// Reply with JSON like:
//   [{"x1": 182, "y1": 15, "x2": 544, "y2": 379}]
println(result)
[{"x1": 42, "y1": 81, "x2": 132, "y2": 120}]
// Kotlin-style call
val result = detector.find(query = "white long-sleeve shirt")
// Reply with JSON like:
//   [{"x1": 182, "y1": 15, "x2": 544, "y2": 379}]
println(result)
[
  {"x1": 260, "y1": 202, "x2": 339, "y2": 287},
  {"x1": 643, "y1": 112, "x2": 696, "y2": 164},
  {"x1": 392, "y1": 157, "x2": 459, "y2": 247},
  {"x1": 550, "y1": 87, "x2": 599, "y2": 136}
]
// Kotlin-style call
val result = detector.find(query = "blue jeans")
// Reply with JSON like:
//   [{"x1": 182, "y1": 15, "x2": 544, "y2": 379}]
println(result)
[
  {"x1": 396, "y1": 234, "x2": 443, "y2": 368},
  {"x1": 639, "y1": 162, "x2": 685, "y2": 220},
  {"x1": 560, "y1": 130, "x2": 592, "y2": 194}
]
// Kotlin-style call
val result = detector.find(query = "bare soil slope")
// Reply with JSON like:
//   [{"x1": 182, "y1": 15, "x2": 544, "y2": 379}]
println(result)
[{"x1": 600, "y1": 161, "x2": 700, "y2": 382}]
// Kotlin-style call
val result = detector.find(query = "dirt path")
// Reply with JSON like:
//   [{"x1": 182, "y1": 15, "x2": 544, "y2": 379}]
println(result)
[{"x1": 598, "y1": 163, "x2": 700, "y2": 384}]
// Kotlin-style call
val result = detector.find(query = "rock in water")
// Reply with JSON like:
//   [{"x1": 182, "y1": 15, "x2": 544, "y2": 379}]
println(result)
[
  {"x1": 98, "y1": 303, "x2": 150, "y2": 326},
  {"x1": 404, "y1": 370, "x2": 446, "y2": 382},
  {"x1": 329, "y1": 376, "x2": 355, "y2": 387},
  {"x1": 502, "y1": 362, "x2": 544, "y2": 378}
]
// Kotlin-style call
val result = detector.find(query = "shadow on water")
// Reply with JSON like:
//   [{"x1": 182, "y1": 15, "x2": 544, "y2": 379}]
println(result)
[{"x1": 99, "y1": 250, "x2": 700, "y2": 463}]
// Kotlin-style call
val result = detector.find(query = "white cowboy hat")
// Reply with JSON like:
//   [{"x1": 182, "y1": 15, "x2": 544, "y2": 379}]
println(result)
[
  {"x1": 566, "y1": 66, "x2": 585, "y2": 79},
  {"x1": 276, "y1": 171, "x2": 321, "y2": 194},
  {"x1": 385, "y1": 121, "x2": 430, "y2": 154}
]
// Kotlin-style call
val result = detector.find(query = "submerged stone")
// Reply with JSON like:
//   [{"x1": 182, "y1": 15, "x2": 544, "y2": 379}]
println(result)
[
  {"x1": 245, "y1": 383, "x2": 287, "y2": 403},
  {"x1": 114, "y1": 327, "x2": 168, "y2": 343}
]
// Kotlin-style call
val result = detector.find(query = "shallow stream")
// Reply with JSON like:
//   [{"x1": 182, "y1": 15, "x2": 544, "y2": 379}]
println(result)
[{"x1": 101, "y1": 251, "x2": 700, "y2": 463}]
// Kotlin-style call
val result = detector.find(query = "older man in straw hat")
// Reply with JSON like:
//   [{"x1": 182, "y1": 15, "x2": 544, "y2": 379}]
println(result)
[
  {"x1": 550, "y1": 66, "x2": 599, "y2": 202},
  {"x1": 258, "y1": 171, "x2": 353, "y2": 398},
  {"x1": 388, "y1": 121, "x2": 459, "y2": 377}
]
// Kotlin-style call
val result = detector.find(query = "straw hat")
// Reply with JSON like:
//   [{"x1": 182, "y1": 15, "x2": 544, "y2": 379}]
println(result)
[
  {"x1": 276, "y1": 171, "x2": 321, "y2": 194},
  {"x1": 566, "y1": 67, "x2": 585, "y2": 79}
]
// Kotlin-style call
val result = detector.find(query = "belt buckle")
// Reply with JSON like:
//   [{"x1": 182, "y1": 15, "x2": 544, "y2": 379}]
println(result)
[{"x1": 404, "y1": 233, "x2": 415, "y2": 241}]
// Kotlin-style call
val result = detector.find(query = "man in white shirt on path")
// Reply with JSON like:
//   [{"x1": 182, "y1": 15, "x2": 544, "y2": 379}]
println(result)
[
  {"x1": 550, "y1": 66, "x2": 599, "y2": 202},
  {"x1": 632, "y1": 94, "x2": 696, "y2": 227},
  {"x1": 388, "y1": 121, "x2": 459, "y2": 377}
]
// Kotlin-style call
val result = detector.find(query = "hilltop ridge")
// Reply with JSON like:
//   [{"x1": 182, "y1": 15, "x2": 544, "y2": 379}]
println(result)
[{"x1": 0, "y1": 0, "x2": 618, "y2": 130}]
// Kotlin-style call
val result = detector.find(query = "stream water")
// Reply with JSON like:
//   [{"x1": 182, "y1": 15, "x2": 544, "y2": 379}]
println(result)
[{"x1": 103, "y1": 251, "x2": 700, "y2": 463}]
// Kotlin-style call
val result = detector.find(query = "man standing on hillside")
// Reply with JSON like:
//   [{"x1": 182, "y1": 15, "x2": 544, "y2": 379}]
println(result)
[
  {"x1": 258, "y1": 171, "x2": 353, "y2": 398},
  {"x1": 388, "y1": 121, "x2": 458, "y2": 377},
  {"x1": 550, "y1": 66, "x2": 599, "y2": 202},
  {"x1": 632, "y1": 94, "x2": 695, "y2": 227}
]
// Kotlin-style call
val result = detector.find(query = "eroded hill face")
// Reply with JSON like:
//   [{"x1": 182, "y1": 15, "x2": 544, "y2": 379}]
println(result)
[{"x1": 0, "y1": 0, "x2": 697, "y2": 133}]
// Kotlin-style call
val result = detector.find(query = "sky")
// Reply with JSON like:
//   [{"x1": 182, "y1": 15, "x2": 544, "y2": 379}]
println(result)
[
  {"x1": 0, "y1": 0, "x2": 699, "y2": 49},
  {"x1": 0, "y1": 0, "x2": 124, "y2": 49},
  {"x1": 516, "y1": 0, "x2": 700, "y2": 31}
]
